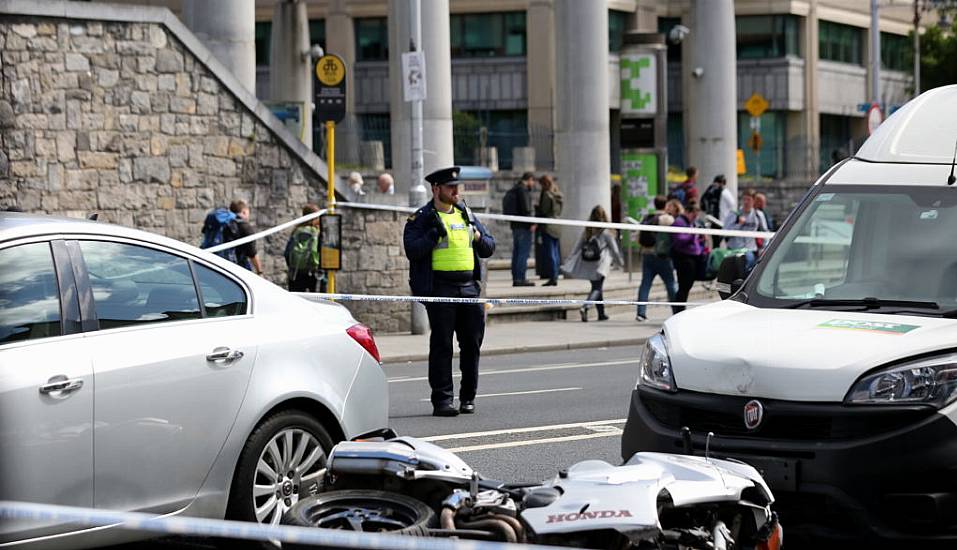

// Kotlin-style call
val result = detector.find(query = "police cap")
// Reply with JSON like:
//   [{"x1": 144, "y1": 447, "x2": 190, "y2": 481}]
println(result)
[{"x1": 425, "y1": 167, "x2": 462, "y2": 186}]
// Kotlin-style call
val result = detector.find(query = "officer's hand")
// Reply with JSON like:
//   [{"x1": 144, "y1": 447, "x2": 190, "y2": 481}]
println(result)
[
  {"x1": 473, "y1": 228, "x2": 481, "y2": 241},
  {"x1": 432, "y1": 214, "x2": 447, "y2": 238}
]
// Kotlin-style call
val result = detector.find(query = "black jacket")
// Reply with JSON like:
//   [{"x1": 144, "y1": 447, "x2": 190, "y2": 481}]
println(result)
[
  {"x1": 403, "y1": 202, "x2": 496, "y2": 297},
  {"x1": 510, "y1": 183, "x2": 534, "y2": 229}
]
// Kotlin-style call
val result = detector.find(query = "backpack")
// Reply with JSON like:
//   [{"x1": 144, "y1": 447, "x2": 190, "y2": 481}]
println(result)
[
  {"x1": 701, "y1": 184, "x2": 722, "y2": 218},
  {"x1": 502, "y1": 186, "x2": 520, "y2": 216},
  {"x1": 667, "y1": 185, "x2": 687, "y2": 206},
  {"x1": 638, "y1": 213, "x2": 658, "y2": 248},
  {"x1": 285, "y1": 226, "x2": 320, "y2": 279},
  {"x1": 581, "y1": 236, "x2": 601, "y2": 262},
  {"x1": 200, "y1": 208, "x2": 239, "y2": 262}
]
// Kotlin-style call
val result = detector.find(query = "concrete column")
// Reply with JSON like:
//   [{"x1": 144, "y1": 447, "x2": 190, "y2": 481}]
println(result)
[
  {"x1": 527, "y1": 0, "x2": 555, "y2": 169},
  {"x1": 632, "y1": 0, "x2": 658, "y2": 32},
  {"x1": 269, "y1": 1, "x2": 312, "y2": 149},
  {"x1": 555, "y1": 0, "x2": 610, "y2": 249},
  {"x1": 183, "y1": 0, "x2": 255, "y2": 93},
  {"x1": 804, "y1": 1, "x2": 821, "y2": 178},
  {"x1": 388, "y1": 0, "x2": 454, "y2": 199},
  {"x1": 685, "y1": 0, "x2": 737, "y2": 197},
  {"x1": 325, "y1": 0, "x2": 356, "y2": 113}
]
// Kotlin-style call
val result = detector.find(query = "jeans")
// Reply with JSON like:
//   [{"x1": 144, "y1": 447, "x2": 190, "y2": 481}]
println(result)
[
  {"x1": 637, "y1": 254, "x2": 678, "y2": 318},
  {"x1": 541, "y1": 233, "x2": 560, "y2": 281},
  {"x1": 511, "y1": 226, "x2": 532, "y2": 282},
  {"x1": 671, "y1": 252, "x2": 698, "y2": 313}
]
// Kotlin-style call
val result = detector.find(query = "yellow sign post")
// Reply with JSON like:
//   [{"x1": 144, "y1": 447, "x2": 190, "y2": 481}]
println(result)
[
  {"x1": 314, "y1": 54, "x2": 347, "y2": 295},
  {"x1": 745, "y1": 93, "x2": 769, "y2": 117}
]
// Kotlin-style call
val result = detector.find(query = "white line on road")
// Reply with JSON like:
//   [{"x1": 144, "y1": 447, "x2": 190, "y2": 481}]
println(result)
[
  {"x1": 418, "y1": 387, "x2": 581, "y2": 402},
  {"x1": 387, "y1": 359, "x2": 636, "y2": 383},
  {"x1": 447, "y1": 431, "x2": 621, "y2": 453},
  {"x1": 419, "y1": 418, "x2": 627, "y2": 442}
]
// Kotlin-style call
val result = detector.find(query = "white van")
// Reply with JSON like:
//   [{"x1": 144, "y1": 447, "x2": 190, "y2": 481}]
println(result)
[{"x1": 622, "y1": 85, "x2": 957, "y2": 545}]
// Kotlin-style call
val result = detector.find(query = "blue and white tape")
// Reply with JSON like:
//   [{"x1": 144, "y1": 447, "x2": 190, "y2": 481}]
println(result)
[
  {"x1": 296, "y1": 292, "x2": 705, "y2": 307},
  {"x1": 0, "y1": 500, "x2": 566, "y2": 550}
]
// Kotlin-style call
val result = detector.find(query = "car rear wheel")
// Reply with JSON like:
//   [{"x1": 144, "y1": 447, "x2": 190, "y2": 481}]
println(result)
[{"x1": 227, "y1": 410, "x2": 334, "y2": 532}]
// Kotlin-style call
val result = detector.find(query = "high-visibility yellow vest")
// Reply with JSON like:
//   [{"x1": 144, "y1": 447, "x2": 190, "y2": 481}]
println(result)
[{"x1": 432, "y1": 209, "x2": 475, "y2": 272}]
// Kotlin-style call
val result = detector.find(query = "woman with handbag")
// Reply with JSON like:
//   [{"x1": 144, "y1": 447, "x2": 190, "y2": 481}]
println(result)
[{"x1": 561, "y1": 205, "x2": 624, "y2": 322}]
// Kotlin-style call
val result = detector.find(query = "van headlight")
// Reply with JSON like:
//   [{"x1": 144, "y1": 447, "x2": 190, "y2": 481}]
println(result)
[
  {"x1": 845, "y1": 353, "x2": 957, "y2": 408},
  {"x1": 639, "y1": 333, "x2": 676, "y2": 392}
]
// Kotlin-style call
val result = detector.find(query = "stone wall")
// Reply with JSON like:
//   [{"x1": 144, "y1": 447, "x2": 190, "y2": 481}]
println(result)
[{"x1": 0, "y1": 6, "x2": 409, "y2": 333}]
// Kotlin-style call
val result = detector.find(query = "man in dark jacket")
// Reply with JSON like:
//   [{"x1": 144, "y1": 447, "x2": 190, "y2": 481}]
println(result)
[
  {"x1": 403, "y1": 167, "x2": 496, "y2": 417},
  {"x1": 506, "y1": 172, "x2": 536, "y2": 286}
]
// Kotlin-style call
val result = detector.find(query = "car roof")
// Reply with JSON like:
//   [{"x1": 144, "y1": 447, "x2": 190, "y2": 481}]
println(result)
[
  {"x1": 0, "y1": 211, "x2": 195, "y2": 253},
  {"x1": 855, "y1": 84, "x2": 957, "y2": 165}
]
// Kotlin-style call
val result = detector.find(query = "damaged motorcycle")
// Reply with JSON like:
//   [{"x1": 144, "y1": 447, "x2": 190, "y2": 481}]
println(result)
[{"x1": 282, "y1": 432, "x2": 782, "y2": 549}]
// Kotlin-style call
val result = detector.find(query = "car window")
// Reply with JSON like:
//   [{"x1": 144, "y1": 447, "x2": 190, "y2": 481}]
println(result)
[
  {"x1": 194, "y1": 263, "x2": 247, "y2": 317},
  {"x1": 0, "y1": 242, "x2": 61, "y2": 344},
  {"x1": 80, "y1": 241, "x2": 201, "y2": 329}
]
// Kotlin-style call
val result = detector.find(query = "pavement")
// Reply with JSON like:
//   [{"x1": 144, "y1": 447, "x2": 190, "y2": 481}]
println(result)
[{"x1": 376, "y1": 283, "x2": 719, "y2": 363}]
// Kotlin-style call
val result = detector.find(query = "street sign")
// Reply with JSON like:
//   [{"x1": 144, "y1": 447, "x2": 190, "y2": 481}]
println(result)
[
  {"x1": 748, "y1": 131, "x2": 763, "y2": 152},
  {"x1": 867, "y1": 103, "x2": 883, "y2": 135},
  {"x1": 320, "y1": 213, "x2": 342, "y2": 270},
  {"x1": 745, "y1": 93, "x2": 769, "y2": 118},
  {"x1": 401, "y1": 51, "x2": 427, "y2": 102},
  {"x1": 736, "y1": 149, "x2": 746, "y2": 175},
  {"x1": 315, "y1": 54, "x2": 346, "y2": 124}
]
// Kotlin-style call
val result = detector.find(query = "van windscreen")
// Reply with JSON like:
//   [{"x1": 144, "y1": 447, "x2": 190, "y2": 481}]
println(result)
[{"x1": 755, "y1": 185, "x2": 957, "y2": 312}]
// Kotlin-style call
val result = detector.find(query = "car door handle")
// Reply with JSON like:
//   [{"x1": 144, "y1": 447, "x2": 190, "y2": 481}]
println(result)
[
  {"x1": 39, "y1": 376, "x2": 84, "y2": 395},
  {"x1": 206, "y1": 347, "x2": 244, "y2": 363}
]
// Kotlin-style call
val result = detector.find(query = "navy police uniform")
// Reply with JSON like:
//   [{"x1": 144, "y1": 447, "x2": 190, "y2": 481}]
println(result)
[{"x1": 403, "y1": 167, "x2": 496, "y2": 416}]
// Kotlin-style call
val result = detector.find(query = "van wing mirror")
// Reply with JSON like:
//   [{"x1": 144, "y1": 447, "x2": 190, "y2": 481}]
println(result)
[{"x1": 715, "y1": 254, "x2": 748, "y2": 299}]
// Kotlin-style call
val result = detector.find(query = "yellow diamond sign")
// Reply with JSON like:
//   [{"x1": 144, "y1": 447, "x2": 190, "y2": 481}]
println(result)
[{"x1": 745, "y1": 93, "x2": 769, "y2": 117}]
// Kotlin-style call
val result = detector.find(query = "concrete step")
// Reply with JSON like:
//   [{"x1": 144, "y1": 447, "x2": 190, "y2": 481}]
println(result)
[{"x1": 487, "y1": 258, "x2": 534, "y2": 271}]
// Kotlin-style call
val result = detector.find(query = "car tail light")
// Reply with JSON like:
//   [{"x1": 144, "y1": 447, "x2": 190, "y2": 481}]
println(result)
[{"x1": 346, "y1": 323, "x2": 381, "y2": 363}]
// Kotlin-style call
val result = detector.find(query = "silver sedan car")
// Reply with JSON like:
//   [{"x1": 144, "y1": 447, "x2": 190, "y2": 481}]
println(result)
[{"x1": 0, "y1": 212, "x2": 389, "y2": 548}]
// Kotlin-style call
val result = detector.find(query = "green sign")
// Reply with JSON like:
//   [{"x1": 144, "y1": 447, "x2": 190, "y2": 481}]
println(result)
[
  {"x1": 817, "y1": 319, "x2": 920, "y2": 335},
  {"x1": 620, "y1": 53, "x2": 656, "y2": 116},
  {"x1": 620, "y1": 151, "x2": 658, "y2": 250}
]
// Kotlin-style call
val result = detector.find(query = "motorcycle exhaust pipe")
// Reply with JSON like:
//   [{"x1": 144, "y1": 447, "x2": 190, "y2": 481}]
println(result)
[{"x1": 456, "y1": 517, "x2": 518, "y2": 543}]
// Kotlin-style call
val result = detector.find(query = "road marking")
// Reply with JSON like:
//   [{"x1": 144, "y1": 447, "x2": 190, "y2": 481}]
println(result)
[
  {"x1": 417, "y1": 387, "x2": 581, "y2": 402},
  {"x1": 447, "y1": 431, "x2": 620, "y2": 453},
  {"x1": 419, "y1": 418, "x2": 627, "y2": 442},
  {"x1": 387, "y1": 359, "x2": 636, "y2": 383}
]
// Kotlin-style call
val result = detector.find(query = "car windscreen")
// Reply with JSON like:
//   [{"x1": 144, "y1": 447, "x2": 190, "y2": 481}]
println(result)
[{"x1": 753, "y1": 185, "x2": 957, "y2": 313}]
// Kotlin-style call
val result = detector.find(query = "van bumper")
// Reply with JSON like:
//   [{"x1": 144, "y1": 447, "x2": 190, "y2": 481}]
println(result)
[{"x1": 622, "y1": 386, "x2": 957, "y2": 545}]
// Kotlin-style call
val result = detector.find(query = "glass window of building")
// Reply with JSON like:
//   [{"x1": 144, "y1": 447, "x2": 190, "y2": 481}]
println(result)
[
  {"x1": 310, "y1": 19, "x2": 326, "y2": 51},
  {"x1": 667, "y1": 112, "x2": 685, "y2": 172},
  {"x1": 819, "y1": 21, "x2": 863, "y2": 65},
  {"x1": 255, "y1": 21, "x2": 271, "y2": 66},
  {"x1": 881, "y1": 32, "x2": 911, "y2": 71},
  {"x1": 453, "y1": 110, "x2": 528, "y2": 169},
  {"x1": 737, "y1": 111, "x2": 787, "y2": 179},
  {"x1": 450, "y1": 12, "x2": 526, "y2": 57},
  {"x1": 658, "y1": 17, "x2": 683, "y2": 62},
  {"x1": 820, "y1": 114, "x2": 854, "y2": 172},
  {"x1": 736, "y1": 15, "x2": 801, "y2": 59},
  {"x1": 609, "y1": 10, "x2": 629, "y2": 52},
  {"x1": 355, "y1": 17, "x2": 388, "y2": 62},
  {"x1": 358, "y1": 113, "x2": 392, "y2": 169}
]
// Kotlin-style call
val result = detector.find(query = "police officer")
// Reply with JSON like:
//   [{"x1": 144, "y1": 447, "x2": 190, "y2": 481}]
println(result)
[{"x1": 404, "y1": 167, "x2": 496, "y2": 417}]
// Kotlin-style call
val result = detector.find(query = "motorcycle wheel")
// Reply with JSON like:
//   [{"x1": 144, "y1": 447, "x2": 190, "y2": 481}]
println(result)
[{"x1": 283, "y1": 489, "x2": 436, "y2": 541}]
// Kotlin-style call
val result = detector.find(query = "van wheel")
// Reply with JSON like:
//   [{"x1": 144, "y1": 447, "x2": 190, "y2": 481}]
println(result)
[{"x1": 227, "y1": 410, "x2": 334, "y2": 532}]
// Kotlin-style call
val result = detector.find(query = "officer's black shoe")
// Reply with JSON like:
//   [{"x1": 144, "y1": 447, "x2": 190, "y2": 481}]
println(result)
[
  {"x1": 459, "y1": 400, "x2": 475, "y2": 414},
  {"x1": 543, "y1": 279, "x2": 558, "y2": 286},
  {"x1": 513, "y1": 280, "x2": 535, "y2": 287},
  {"x1": 433, "y1": 404, "x2": 459, "y2": 417}
]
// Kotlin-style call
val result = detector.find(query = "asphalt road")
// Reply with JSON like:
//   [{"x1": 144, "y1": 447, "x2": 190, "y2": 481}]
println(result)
[{"x1": 114, "y1": 345, "x2": 641, "y2": 549}]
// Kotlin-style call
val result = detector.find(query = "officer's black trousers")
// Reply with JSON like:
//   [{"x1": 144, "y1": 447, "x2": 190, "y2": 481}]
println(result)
[{"x1": 424, "y1": 283, "x2": 485, "y2": 407}]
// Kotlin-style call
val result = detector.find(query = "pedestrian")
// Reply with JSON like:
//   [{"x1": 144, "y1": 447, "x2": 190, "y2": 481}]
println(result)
[
  {"x1": 403, "y1": 166, "x2": 496, "y2": 417},
  {"x1": 284, "y1": 203, "x2": 324, "y2": 292},
  {"x1": 229, "y1": 200, "x2": 263, "y2": 275},
  {"x1": 635, "y1": 195, "x2": 678, "y2": 321},
  {"x1": 723, "y1": 190, "x2": 768, "y2": 271},
  {"x1": 347, "y1": 171, "x2": 366, "y2": 201},
  {"x1": 377, "y1": 173, "x2": 395, "y2": 195},
  {"x1": 753, "y1": 192, "x2": 774, "y2": 231},
  {"x1": 668, "y1": 166, "x2": 699, "y2": 208},
  {"x1": 502, "y1": 172, "x2": 536, "y2": 286},
  {"x1": 699, "y1": 174, "x2": 736, "y2": 248},
  {"x1": 537, "y1": 174, "x2": 563, "y2": 286},
  {"x1": 668, "y1": 199, "x2": 706, "y2": 313},
  {"x1": 561, "y1": 205, "x2": 624, "y2": 322}
]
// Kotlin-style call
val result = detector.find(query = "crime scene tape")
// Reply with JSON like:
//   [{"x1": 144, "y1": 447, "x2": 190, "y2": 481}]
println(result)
[
  {"x1": 206, "y1": 208, "x2": 327, "y2": 254},
  {"x1": 296, "y1": 292, "x2": 707, "y2": 307},
  {"x1": 0, "y1": 500, "x2": 567, "y2": 550}
]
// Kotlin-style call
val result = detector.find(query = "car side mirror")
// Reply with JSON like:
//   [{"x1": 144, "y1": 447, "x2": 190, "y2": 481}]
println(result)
[{"x1": 715, "y1": 254, "x2": 748, "y2": 299}]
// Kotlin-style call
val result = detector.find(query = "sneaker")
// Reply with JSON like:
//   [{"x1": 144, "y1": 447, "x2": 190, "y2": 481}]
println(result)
[{"x1": 636, "y1": 314, "x2": 648, "y2": 322}]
